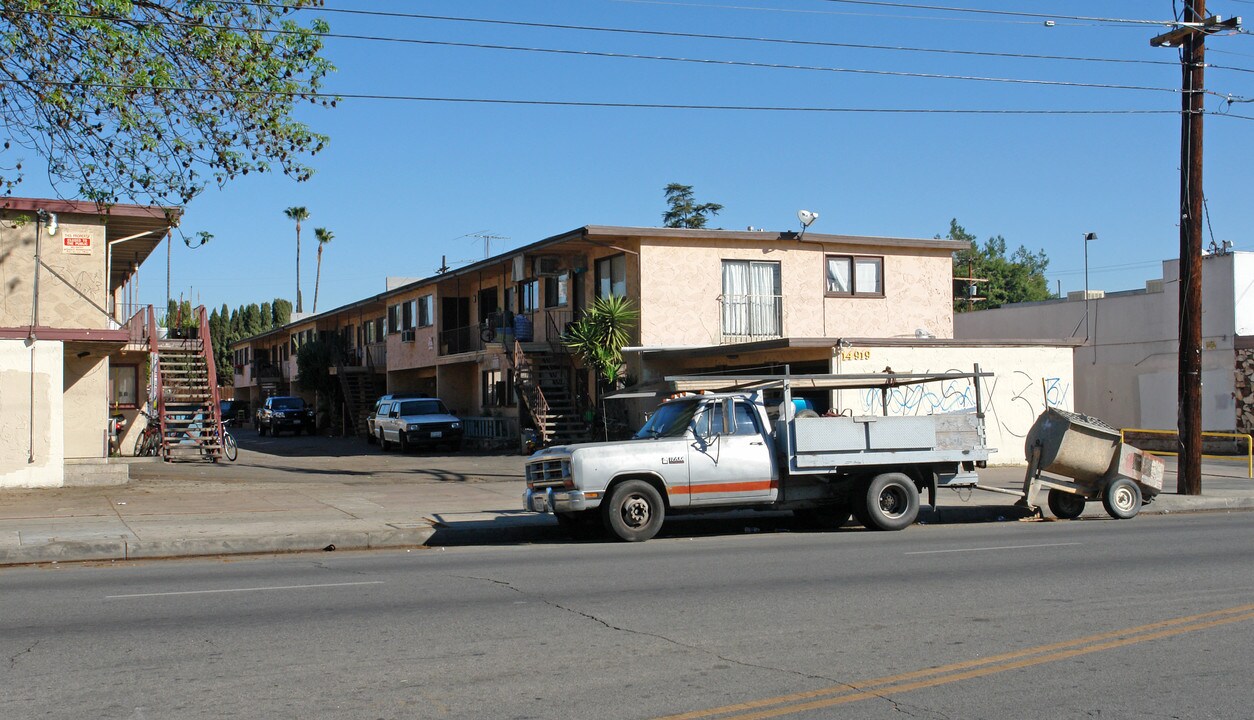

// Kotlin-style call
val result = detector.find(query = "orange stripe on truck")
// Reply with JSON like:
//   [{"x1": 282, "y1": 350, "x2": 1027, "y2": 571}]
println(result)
[{"x1": 669, "y1": 480, "x2": 776, "y2": 495}]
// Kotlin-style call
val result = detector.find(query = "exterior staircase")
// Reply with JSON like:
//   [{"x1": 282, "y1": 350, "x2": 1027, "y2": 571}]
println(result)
[
  {"x1": 339, "y1": 366, "x2": 385, "y2": 437},
  {"x1": 510, "y1": 342, "x2": 589, "y2": 447},
  {"x1": 149, "y1": 306, "x2": 224, "y2": 461}
]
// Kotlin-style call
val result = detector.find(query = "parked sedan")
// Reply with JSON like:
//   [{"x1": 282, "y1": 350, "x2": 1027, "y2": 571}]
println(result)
[
  {"x1": 256, "y1": 396, "x2": 315, "y2": 436},
  {"x1": 377, "y1": 398, "x2": 462, "y2": 452}
]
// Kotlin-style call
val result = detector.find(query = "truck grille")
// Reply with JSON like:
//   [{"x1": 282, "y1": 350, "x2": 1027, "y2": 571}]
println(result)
[{"x1": 526, "y1": 458, "x2": 570, "y2": 489}]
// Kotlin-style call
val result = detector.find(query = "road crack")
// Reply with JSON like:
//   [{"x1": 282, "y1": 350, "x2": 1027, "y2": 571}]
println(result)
[
  {"x1": 9, "y1": 640, "x2": 39, "y2": 670},
  {"x1": 449, "y1": 574, "x2": 840, "y2": 684}
]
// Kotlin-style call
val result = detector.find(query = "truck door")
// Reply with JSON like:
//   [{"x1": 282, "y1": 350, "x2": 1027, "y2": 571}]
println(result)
[{"x1": 686, "y1": 398, "x2": 778, "y2": 506}]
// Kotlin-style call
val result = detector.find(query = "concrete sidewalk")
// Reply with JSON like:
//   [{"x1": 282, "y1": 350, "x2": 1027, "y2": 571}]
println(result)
[{"x1": 2, "y1": 449, "x2": 1251, "y2": 565}]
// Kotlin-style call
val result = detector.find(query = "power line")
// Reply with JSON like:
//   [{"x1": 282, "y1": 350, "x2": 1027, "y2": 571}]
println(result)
[
  {"x1": 814, "y1": 0, "x2": 1187, "y2": 26},
  {"x1": 26, "y1": 6, "x2": 1180, "y2": 69},
  {"x1": 7, "y1": 11, "x2": 1205, "y2": 98},
  {"x1": 1, "y1": 78, "x2": 1195, "y2": 114},
  {"x1": 609, "y1": 0, "x2": 1116, "y2": 27}
]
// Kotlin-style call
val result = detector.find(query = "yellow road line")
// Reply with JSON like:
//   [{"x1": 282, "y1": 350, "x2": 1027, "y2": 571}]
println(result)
[{"x1": 656, "y1": 602, "x2": 1254, "y2": 720}]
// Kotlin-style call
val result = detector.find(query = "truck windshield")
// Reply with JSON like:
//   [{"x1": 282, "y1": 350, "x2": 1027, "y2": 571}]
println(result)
[{"x1": 634, "y1": 400, "x2": 700, "y2": 439}]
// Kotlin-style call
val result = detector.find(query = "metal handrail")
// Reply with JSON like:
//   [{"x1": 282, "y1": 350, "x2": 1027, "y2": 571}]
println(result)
[
  {"x1": 197, "y1": 305, "x2": 225, "y2": 457},
  {"x1": 545, "y1": 310, "x2": 585, "y2": 421},
  {"x1": 510, "y1": 338, "x2": 551, "y2": 445},
  {"x1": 1120, "y1": 427, "x2": 1253, "y2": 478}
]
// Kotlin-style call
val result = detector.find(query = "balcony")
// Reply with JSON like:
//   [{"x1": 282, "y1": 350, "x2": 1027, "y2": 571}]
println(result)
[{"x1": 719, "y1": 294, "x2": 784, "y2": 344}]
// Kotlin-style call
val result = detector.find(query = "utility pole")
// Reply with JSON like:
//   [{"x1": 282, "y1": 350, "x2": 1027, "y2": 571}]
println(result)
[{"x1": 1151, "y1": 5, "x2": 1241, "y2": 495}]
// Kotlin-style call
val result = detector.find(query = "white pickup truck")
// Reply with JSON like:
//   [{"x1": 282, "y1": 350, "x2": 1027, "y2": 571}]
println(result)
[{"x1": 523, "y1": 369, "x2": 992, "y2": 541}]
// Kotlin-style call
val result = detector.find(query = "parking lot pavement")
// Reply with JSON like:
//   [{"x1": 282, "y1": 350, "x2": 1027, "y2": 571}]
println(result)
[{"x1": 1, "y1": 431, "x2": 1251, "y2": 565}]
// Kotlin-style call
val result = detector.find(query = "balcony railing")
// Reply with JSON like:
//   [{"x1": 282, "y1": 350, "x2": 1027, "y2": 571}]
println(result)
[
  {"x1": 439, "y1": 323, "x2": 486, "y2": 355},
  {"x1": 719, "y1": 293, "x2": 784, "y2": 344}
]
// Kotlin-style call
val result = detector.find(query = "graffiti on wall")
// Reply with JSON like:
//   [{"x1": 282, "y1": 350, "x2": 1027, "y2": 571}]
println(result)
[{"x1": 851, "y1": 367, "x2": 1074, "y2": 460}]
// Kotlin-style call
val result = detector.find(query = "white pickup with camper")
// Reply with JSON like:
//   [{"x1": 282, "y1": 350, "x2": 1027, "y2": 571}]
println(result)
[{"x1": 523, "y1": 368, "x2": 994, "y2": 541}]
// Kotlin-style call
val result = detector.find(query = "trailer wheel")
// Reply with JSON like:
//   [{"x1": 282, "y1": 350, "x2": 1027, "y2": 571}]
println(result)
[
  {"x1": 861, "y1": 473, "x2": 920, "y2": 531},
  {"x1": 793, "y1": 503, "x2": 853, "y2": 531},
  {"x1": 1047, "y1": 489, "x2": 1086, "y2": 520},
  {"x1": 1102, "y1": 477, "x2": 1142, "y2": 519},
  {"x1": 603, "y1": 480, "x2": 665, "y2": 542}
]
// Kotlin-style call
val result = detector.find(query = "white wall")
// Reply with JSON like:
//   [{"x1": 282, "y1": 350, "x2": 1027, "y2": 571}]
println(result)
[
  {"x1": 832, "y1": 344, "x2": 1074, "y2": 465},
  {"x1": 955, "y1": 253, "x2": 1244, "y2": 432},
  {"x1": 0, "y1": 339, "x2": 65, "y2": 487}
]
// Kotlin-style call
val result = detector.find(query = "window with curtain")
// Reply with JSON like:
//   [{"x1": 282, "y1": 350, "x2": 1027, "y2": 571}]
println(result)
[
  {"x1": 595, "y1": 254, "x2": 627, "y2": 298},
  {"x1": 721, "y1": 260, "x2": 781, "y2": 338},
  {"x1": 826, "y1": 255, "x2": 884, "y2": 297},
  {"x1": 109, "y1": 365, "x2": 138, "y2": 408}
]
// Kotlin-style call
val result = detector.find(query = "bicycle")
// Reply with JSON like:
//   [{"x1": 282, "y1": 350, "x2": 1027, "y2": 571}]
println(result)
[
  {"x1": 133, "y1": 410, "x2": 161, "y2": 457},
  {"x1": 220, "y1": 421, "x2": 238, "y2": 462}
]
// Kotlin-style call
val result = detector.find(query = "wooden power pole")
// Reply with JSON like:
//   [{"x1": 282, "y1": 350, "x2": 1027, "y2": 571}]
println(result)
[{"x1": 1151, "y1": 4, "x2": 1240, "y2": 495}]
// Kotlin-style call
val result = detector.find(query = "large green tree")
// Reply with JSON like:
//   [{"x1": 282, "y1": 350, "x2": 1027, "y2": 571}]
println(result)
[
  {"x1": 662, "y1": 183, "x2": 723, "y2": 229},
  {"x1": 945, "y1": 219, "x2": 1051, "y2": 312},
  {"x1": 0, "y1": 0, "x2": 333, "y2": 204}
]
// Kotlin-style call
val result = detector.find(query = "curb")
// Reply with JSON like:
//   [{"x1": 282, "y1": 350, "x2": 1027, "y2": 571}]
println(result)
[{"x1": 0, "y1": 526, "x2": 435, "y2": 566}]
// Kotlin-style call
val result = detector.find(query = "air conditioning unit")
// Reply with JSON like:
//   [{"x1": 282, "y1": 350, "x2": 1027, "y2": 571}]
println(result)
[
  {"x1": 401, "y1": 329, "x2": 416, "y2": 343},
  {"x1": 534, "y1": 255, "x2": 562, "y2": 276}
]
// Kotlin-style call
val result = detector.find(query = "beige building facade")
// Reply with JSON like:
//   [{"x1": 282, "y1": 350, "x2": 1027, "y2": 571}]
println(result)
[
  {"x1": 233, "y1": 225, "x2": 1071, "y2": 460},
  {"x1": 0, "y1": 198, "x2": 177, "y2": 488}
]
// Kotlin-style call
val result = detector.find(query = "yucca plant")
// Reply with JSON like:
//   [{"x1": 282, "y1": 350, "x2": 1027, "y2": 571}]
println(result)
[{"x1": 563, "y1": 295, "x2": 639, "y2": 387}]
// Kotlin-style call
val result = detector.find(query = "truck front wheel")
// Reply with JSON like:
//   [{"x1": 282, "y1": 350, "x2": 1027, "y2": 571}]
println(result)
[
  {"x1": 603, "y1": 480, "x2": 665, "y2": 542},
  {"x1": 859, "y1": 473, "x2": 920, "y2": 531}
]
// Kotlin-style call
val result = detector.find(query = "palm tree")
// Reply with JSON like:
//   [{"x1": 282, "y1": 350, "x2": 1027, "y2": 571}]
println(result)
[
  {"x1": 563, "y1": 295, "x2": 639, "y2": 388},
  {"x1": 312, "y1": 227, "x2": 334, "y2": 313},
  {"x1": 284, "y1": 206, "x2": 310, "y2": 312}
]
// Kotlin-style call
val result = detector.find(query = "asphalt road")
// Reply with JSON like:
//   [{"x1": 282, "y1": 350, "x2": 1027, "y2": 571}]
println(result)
[{"x1": 3, "y1": 513, "x2": 1252, "y2": 720}]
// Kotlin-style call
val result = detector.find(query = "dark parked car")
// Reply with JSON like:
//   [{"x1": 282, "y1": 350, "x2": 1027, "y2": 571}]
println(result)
[
  {"x1": 219, "y1": 399, "x2": 251, "y2": 428},
  {"x1": 255, "y1": 396, "x2": 314, "y2": 436}
]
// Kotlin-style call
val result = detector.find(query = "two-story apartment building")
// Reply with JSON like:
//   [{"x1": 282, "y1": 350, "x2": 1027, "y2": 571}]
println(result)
[
  {"x1": 234, "y1": 225, "x2": 1073, "y2": 462},
  {"x1": 1, "y1": 198, "x2": 179, "y2": 488}
]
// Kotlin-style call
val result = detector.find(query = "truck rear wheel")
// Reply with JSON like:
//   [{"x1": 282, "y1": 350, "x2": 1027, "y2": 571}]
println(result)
[
  {"x1": 860, "y1": 473, "x2": 920, "y2": 531},
  {"x1": 603, "y1": 480, "x2": 665, "y2": 542}
]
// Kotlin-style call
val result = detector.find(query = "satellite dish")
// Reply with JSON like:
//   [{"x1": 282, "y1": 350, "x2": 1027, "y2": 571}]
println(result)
[{"x1": 797, "y1": 209, "x2": 818, "y2": 228}]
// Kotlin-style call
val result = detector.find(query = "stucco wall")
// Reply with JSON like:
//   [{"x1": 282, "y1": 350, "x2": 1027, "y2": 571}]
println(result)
[
  {"x1": 63, "y1": 352, "x2": 108, "y2": 458},
  {"x1": 0, "y1": 217, "x2": 109, "y2": 329},
  {"x1": 0, "y1": 339, "x2": 65, "y2": 487},
  {"x1": 833, "y1": 344, "x2": 1074, "y2": 465},
  {"x1": 638, "y1": 237, "x2": 954, "y2": 347},
  {"x1": 955, "y1": 254, "x2": 1242, "y2": 431}
]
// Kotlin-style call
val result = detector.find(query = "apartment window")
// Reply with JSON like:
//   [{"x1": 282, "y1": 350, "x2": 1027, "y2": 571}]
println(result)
[
  {"x1": 825, "y1": 255, "x2": 884, "y2": 297},
  {"x1": 721, "y1": 260, "x2": 782, "y2": 338},
  {"x1": 109, "y1": 365, "x2": 138, "y2": 408},
  {"x1": 595, "y1": 254, "x2": 627, "y2": 298},
  {"x1": 482, "y1": 369, "x2": 515, "y2": 408},
  {"x1": 544, "y1": 272, "x2": 569, "y2": 308},
  {"x1": 519, "y1": 279, "x2": 539, "y2": 313},
  {"x1": 401, "y1": 300, "x2": 415, "y2": 331},
  {"x1": 504, "y1": 287, "x2": 516, "y2": 316},
  {"x1": 387, "y1": 303, "x2": 401, "y2": 334},
  {"x1": 417, "y1": 295, "x2": 434, "y2": 327}
]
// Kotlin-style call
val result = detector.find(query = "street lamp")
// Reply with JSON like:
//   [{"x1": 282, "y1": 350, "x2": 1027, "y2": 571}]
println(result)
[{"x1": 1083, "y1": 232, "x2": 1098, "y2": 340}]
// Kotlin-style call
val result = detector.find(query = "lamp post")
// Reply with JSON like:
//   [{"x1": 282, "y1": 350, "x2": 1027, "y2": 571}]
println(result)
[{"x1": 1083, "y1": 232, "x2": 1097, "y2": 340}]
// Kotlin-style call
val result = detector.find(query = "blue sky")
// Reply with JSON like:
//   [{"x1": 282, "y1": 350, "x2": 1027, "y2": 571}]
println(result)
[{"x1": 16, "y1": 1, "x2": 1254, "y2": 313}]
